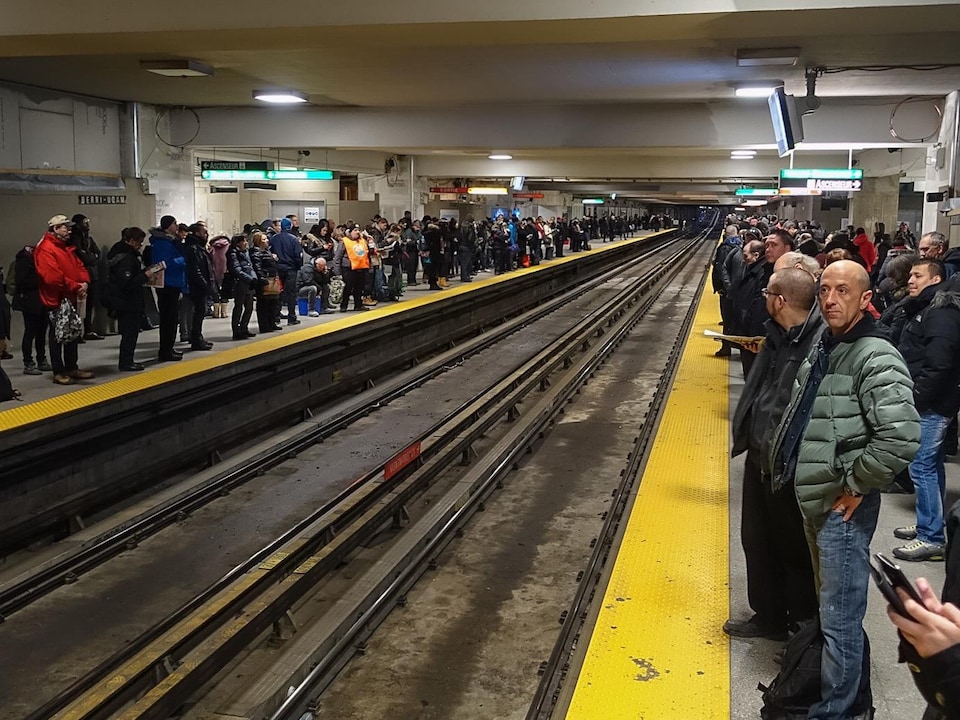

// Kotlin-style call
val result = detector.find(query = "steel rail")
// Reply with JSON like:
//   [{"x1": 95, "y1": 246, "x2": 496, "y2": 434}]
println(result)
[
  {"x1": 268, "y1": 226, "x2": 713, "y2": 720},
  {"x1": 525, "y1": 214, "x2": 721, "y2": 720},
  {"x1": 0, "y1": 233, "x2": 682, "y2": 622},
  {"x1": 28, "y1": 234, "x2": 696, "y2": 720}
]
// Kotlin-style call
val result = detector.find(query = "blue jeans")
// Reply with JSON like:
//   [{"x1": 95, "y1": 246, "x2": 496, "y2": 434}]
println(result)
[
  {"x1": 909, "y1": 411, "x2": 949, "y2": 545},
  {"x1": 805, "y1": 491, "x2": 880, "y2": 720}
]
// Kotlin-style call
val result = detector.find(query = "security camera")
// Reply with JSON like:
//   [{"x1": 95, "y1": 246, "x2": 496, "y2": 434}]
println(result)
[{"x1": 298, "y1": 150, "x2": 311, "y2": 157}]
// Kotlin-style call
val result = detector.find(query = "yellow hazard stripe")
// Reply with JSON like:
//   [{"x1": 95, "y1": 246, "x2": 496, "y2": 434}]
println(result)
[{"x1": 565, "y1": 288, "x2": 730, "y2": 720}]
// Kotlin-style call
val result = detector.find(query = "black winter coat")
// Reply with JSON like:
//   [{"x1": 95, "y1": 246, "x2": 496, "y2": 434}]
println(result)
[
  {"x1": 106, "y1": 240, "x2": 148, "y2": 314},
  {"x1": 251, "y1": 246, "x2": 279, "y2": 279},
  {"x1": 711, "y1": 239, "x2": 740, "y2": 294},
  {"x1": 733, "y1": 258, "x2": 772, "y2": 338},
  {"x1": 732, "y1": 311, "x2": 825, "y2": 461},
  {"x1": 12, "y1": 247, "x2": 44, "y2": 316},
  {"x1": 184, "y1": 235, "x2": 215, "y2": 298},
  {"x1": 227, "y1": 247, "x2": 257, "y2": 289},
  {"x1": 896, "y1": 285, "x2": 960, "y2": 418}
]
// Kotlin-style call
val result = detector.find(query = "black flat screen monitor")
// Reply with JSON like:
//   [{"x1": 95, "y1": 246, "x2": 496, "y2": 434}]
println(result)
[{"x1": 768, "y1": 87, "x2": 804, "y2": 157}]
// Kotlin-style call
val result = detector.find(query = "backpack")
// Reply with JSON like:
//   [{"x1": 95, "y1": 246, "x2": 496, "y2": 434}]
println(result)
[{"x1": 759, "y1": 618, "x2": 874, "y2": 719}]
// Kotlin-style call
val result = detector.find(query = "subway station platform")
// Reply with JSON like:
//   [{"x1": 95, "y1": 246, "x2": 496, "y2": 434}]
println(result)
[{"x1": 560, "y1": 289, "x2": 950, "y2": 719}]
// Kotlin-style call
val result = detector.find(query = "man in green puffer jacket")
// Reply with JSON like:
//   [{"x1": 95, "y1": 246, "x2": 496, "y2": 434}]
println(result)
[{"x1": 769, "y1": 260, "x2": 920, "y2": 720}]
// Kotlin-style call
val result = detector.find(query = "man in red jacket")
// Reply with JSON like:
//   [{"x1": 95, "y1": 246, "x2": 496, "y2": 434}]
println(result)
[{"x1": 34, "y1": 215, "x2": 94, "y2": 385}]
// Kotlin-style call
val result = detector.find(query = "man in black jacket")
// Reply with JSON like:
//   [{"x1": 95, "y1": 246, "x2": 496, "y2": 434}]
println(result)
[
  {"x1": 725, "y1": 267, "x2": 821, "y2": 640},
  {"x1": 731, "y1": 239, "x2": 769, "y2": 377},
  {"x1": 712, "y1": 225, "x2": 742, "y2": 357},
  {"x1": 106, "y1": 227, "x2": 159, "y2": 371},
  {"x1": 892, "y1": 258, "x2": 960, "y2": 561},
  {"x1": 70, "y1": 214, "x2": 103, "y2": 341},
  {"x1": 183, "y1": 223, "x2": 215, "y2": 351}
]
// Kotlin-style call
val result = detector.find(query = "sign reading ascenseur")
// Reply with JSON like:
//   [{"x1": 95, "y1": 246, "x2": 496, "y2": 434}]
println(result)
[{"x1": 779, "y1": 168, "x2": 864, "y2": 194}]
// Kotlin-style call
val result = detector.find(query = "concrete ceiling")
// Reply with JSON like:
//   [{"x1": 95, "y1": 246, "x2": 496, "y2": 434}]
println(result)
[{"x1": 1, "y1": 0, "x2": 958, "y2": 205}]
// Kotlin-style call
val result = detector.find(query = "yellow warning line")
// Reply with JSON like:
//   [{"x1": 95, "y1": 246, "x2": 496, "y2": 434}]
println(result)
[{"x1": 565, "y1": 288, "x2": 730, "y2": 720}]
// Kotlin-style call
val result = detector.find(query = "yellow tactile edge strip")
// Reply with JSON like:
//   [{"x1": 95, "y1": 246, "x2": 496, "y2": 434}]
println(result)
[
  {"x1": 565, "y1": 288, "x2": 730, "y2": 720},
  {"x1": 0, "y1": 233, "x2": 669, "y2": 432}
]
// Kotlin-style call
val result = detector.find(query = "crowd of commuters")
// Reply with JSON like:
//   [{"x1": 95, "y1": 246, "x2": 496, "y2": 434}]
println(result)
[
  {"x1": 716, "y1": 213, "x2": 960, "y2": 718},
  {"x1": 0, "y1": 210, "x2": 663, "y2": 398}
]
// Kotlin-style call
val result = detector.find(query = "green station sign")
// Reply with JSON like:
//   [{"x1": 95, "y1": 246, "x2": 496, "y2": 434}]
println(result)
[
  {"x1": 779, "y1": 168, "x2": 864, "y2": 193},
  {"x1": 735, "y1": 188, "x2": 778, "y2": 197}
]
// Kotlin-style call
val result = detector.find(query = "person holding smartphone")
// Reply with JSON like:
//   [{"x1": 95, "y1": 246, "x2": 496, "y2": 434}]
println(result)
[{"x1": 887, "y1": 576, "x2": 960, "y2": 719}]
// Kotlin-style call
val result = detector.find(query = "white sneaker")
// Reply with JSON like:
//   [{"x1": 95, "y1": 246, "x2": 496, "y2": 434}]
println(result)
[{"x1": 308, "y1": 311, "x2": 320, "y2": 317}]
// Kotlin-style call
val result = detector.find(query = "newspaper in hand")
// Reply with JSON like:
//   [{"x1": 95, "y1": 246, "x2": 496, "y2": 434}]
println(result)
[{"x1": 703, "y1": 328, "x2": 766, "y2": 349}]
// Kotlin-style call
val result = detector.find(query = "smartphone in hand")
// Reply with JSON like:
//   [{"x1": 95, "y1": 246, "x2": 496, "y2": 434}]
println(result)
[{"x1": 870, "y1": 553, "x2": 922, "y2": 619}]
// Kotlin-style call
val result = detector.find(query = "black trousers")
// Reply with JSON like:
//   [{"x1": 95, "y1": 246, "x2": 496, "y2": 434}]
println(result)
[
  {"x1": 47, "y1": 319, "x2": 79, "y2": 375},
  {"x1": 232, "y1": 288, "x2": 255, "y2": 335},
  {"x1": 156, "y1": 286, "x2": 181, "y2": 356},
  {"x1": 340, "y1": 268, "x2": 368, "y2": 309},
  {"x1": 280, "y1": 270, "x2": 298, "y2": 318},
  {"x1": 189, "y1": 293, "x2": 207, "y2": 344},
  {"x1": 740, "y1": 451, "x2": 818, "y2": 628},
  {"x1": 21, "y1": 311, "x2": 48, "y2": 364},
  {"x1": 117, "y1": 309, "x2": 141, "y2": 366},
  {"x1": 405, "y1": 253, "x2": 419, "y2": 284},
  {"x1": 740, "y1": 348, "x2": 757, "y2": 378},
  {"x1": 257, "y1": 295, "x2": 280, "y2": 332}
]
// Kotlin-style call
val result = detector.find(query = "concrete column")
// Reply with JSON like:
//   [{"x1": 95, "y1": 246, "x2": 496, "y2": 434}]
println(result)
[
  {"x1": 922, "y1": 91, "x2": 959, "y2": 237},
  {"x1": 849, "y1": 175, "x2": 900, "y2": 234}
]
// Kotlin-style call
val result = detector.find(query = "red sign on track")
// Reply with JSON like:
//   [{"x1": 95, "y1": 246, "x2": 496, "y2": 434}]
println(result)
[{"x1": 384, "y1": 441, "x2": 422, "y2": 481}]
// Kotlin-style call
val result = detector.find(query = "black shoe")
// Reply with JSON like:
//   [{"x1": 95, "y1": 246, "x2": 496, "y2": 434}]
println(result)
[
  {"x1": 714, "y1": 347, "x2": 731, "y2": 358},
  {"x1": 353, "y1": 305, "x2": 371, "y2": 312},
  {"x1": 232, "y1": 333, "x2": 245, "y2": 340},
  {"x1": 84, "y1": 332, "x2": 104, "y2": 341},
  {"x1": 273, "y1": 325, "x2": 284, "y2": 331},
  {"x1": 158, "y1": 353, "x2": 183, "y2": 362},
  {"x1": 0, "y1": 351, "x2": 12, "y2": 360},
  {"x1": 190, "y1": 341, "x2": 214, "y2": 351},
  {"x1": 141, "y1": 321, "x2": 157, "y2": 331},
  {"x1": 722, "y1": 615, "x2": 788, "y2": 641},
  {"x1": 288, "y1": 318, "x2": 301, "y2": 326},
  {"x1": 243, "y1": 330, "x2": 257, "y2": 338},
  {"x1": 119, "y1": 363, "x2": 145, "y2": 371}
]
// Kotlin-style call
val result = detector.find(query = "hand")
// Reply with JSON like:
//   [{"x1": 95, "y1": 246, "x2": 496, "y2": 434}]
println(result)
[
  {"x1": 740, "y1": 340, "x2": 762, "y2": 354},
  {"x1": 831, "y1": 492, "x2": 864, "y2": 522},
  {"x1": 888, "y1": 578, "x2": 960, "y2": 658},
  {"x1": 77, "y1": 282, "x2": 89, "y2": 298}
]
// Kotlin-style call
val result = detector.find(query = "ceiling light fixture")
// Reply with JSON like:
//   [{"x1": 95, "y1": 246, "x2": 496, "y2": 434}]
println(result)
[
  {"x1": 734, "y1": 82, "x2": 783, "y2": 98},
  {"x1": 731, "y1": 150, "x2": 758, "y2": 156},
  {"x1": 730, "y1": 155, "x2": 755, "y2": 160},
  {"x1": 488, "y1": 154, "x2": 513, "y2": 160},
  {"x1": 467, "y1": 186, "x2": 508, "y2": 195},
  {"x1": 141, "y1": 59, "x2": 214, "y2": 77},
  {"x1": 736, "y1": 48, "x2": 800, "y2": 67},
  {"x1": 253, "y1": 89, "x2": 309, "y2": 104}
]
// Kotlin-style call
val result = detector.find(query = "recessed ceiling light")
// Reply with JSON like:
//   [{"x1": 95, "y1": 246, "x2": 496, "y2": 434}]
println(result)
[
  {"x1": 731, "y1": 150, "x2": 758, "y2": 156},
  {"x1": 734, "y1": 83, "x2": 783, "y2": 98},
  {"x1": 142, "y1": 59, "x2": 214, "y2": 77},
  {"x1": 730, "y1": 154, "x2": 755, "y2": 160},
  {"x1": 488, "y1": 154, "x2": 513, "y2": 160},
  {"x1": 253, "y1": 90, "x2": 309, "y2": 104},
  {"x1": 736, "y1": 48, "x2": 800, "y2": 67},
  {"x1": 467, "y1": 186, "x2": 508, "y2": 195}
]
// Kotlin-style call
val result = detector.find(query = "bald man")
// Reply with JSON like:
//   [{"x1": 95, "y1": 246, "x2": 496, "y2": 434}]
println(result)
[
  {"x1": 770, "y1": 261, "x2": 920, "y2": 719},
  {"x1": 726, "y1": 268, "x2": 822, "y2": 642},
  {"x1": 774, "y1": 250, "x2": 821, "y2": 277}
]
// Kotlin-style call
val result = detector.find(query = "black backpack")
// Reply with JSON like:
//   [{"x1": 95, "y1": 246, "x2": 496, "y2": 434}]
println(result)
[{"x1": 759, "y1": 617, "x2": 874, "y2": 719}]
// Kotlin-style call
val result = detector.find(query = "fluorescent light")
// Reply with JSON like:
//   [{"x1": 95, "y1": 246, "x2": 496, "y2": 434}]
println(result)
[
  {"x1": 488, "y1": 154, "x2": 513, "y2": 160},
  {"x1": 734, "y1": 83, "x2": 782, "y2": 98},
  {"x1": 735, "y1": 206, "x2": 747, "y2": 211},
  {"x1": 253, "y1": 89, "x2": 308, "y2": 104},
  {"x1": 581, "y1": 198, "x2": 604, "y2": 205},
  {"x1": 730, "y1": 155, "x2": 755, "y2": 160},
  {"x1": 141, "y1": 59, "x2": 214, "y2": 77},
  {"x1": 730, "y1": 150, "x2": 757, "y2": 157},
  {"x1": 736, "y1": 48, "x2": 800, "y2": 67},
  {"x1": 467, "y1": 186, "x2": 508, "y2": 195}
]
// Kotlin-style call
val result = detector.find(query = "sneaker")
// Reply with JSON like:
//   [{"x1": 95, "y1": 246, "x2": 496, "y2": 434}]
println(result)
[
  {"x1": 894, "y1": 525, "x2": 917, "y2": 540},
  {"x1": 53, "y1": 373, "x2": 74, "y2": 385},
  {"x1": 23, "y1": 363, "x2": 42, "y2": 376},
  {"x1": 321, "y1": 309, "x2": 336, "y2": 315},
  {"x1": 722, "y1": 615, "x2": 788, "y2": 641},
  {"x1": 37, "y1": 359, "x2": 53, "y2": 371},
  {"x1": 893, "y1": 540, "x2": 945, "y2": 562},
  {"x1": 308, "y1": 311, "x2": 320, "y2": 318},
  {"x1": 83, "y1": 332, "x2": 104, "y2": 341}
]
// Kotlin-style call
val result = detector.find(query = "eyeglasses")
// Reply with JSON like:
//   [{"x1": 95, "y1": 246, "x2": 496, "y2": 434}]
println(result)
[{"x1": 761, "y1": 288, "x2": 784, "y2": 301}]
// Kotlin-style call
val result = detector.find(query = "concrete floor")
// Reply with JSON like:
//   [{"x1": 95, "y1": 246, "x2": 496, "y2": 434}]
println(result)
[{"x1": 726, "y1": 351, "x2": 950, "y2": 719}]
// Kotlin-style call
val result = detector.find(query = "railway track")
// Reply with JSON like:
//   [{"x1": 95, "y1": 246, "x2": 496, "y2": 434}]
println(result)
[{"x1": 4, "y1": 219, "x2": 718, "y2": 720}]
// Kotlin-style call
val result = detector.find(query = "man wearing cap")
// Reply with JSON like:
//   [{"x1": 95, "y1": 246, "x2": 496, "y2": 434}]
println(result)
[
  {"x1": 148, "y1": 215, "x2": 188, "y2": 362},
  {"x1": 269, "y1": 217, "x2": 303, "y2": 325},
  {"x1": 34, "y1": 215, "x2": 94, "y2": 385}
]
